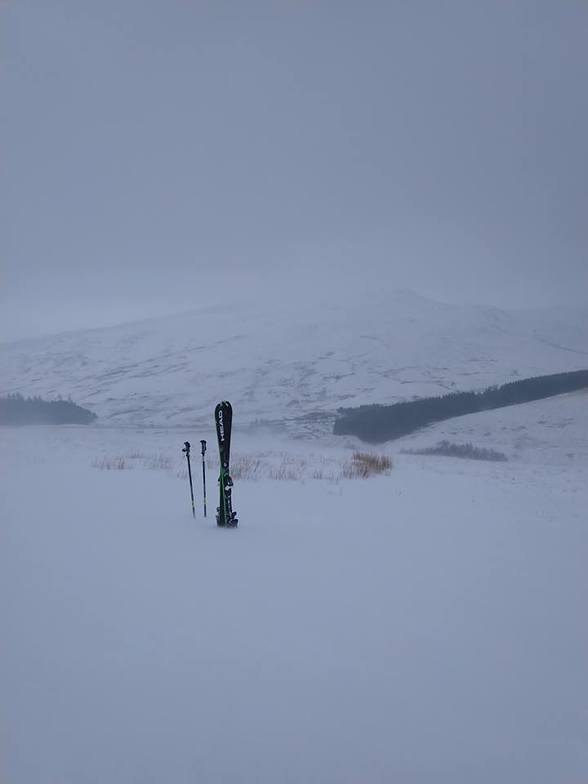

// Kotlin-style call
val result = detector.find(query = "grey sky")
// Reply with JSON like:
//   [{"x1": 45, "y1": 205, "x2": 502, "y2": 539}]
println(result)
[{"x1": 2, "y1": 1, "x2": 587, "y2": 340}]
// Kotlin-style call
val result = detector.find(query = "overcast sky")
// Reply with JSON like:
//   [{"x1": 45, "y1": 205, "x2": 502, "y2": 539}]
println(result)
[{"x1": 1, "y1": 0, "x2": 587, "y2": 340}]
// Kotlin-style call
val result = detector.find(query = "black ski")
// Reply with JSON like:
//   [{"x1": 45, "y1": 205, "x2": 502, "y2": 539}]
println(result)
[{"x1": 215, "y1": 401, "x2": 238, "y2": 527}]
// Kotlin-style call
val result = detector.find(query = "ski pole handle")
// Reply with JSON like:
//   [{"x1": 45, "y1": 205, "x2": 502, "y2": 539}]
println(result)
[{"x1": 182, "y1": 441, "x2": 195, "y2": 518}]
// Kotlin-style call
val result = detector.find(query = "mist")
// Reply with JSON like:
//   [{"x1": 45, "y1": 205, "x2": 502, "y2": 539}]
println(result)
[{"x1": 2, "y1": 1, "x2": 587, "y2": 340}]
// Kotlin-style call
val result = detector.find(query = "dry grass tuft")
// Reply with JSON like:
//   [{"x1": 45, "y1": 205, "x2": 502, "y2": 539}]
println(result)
[
  {"x1": 403, "y1": 440, "x2": 507, "y2": 462},
  {"x1": 93, "y1": 451, "x2": 172, "y2": 472},
  {"x1": 231, "y1": 455, "x2": 265, "y2": 480},
  {"x1": 342, "y1": 451, "x2": 393, "y2": 479},
  {"x1": 92, "y1": 456, "x2": 128, "y2": 470},
  {"x1": 144, "y1": 453, "x2": 172, "y2": 471}
]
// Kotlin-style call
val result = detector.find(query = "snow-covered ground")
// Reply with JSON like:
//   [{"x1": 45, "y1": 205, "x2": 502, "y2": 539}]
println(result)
[{"x1": 1, "y1": 423, "x2": 587, "y2": 783}]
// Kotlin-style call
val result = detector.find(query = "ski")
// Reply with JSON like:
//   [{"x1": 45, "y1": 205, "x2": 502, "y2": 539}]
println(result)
[{"x1": 214, "y1": 401, "x2": 238, "y2": 527}]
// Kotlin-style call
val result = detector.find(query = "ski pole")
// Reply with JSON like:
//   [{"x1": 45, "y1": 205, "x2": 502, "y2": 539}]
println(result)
[
  {"x1": 200, "y1": 439, "x2": 207, "y2": 518},
  {"x1": 182, "y1": 441, "x2": 195, "y2": 518}
]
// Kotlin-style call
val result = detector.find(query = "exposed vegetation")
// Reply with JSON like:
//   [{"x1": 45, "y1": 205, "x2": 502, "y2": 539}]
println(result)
[
  {"x1": 95, "y1": 450, "x2": 393, "y2": 482},
  {"x1": 334, "y1": 369, "x2": 588, "y2": 443},
  {"x1": 232, "y1": 453, "x2": 322, "y2": 481},
  {"x1": 92, "y1": 456, "x2": 127, "y2": 470},
  {"x1": 403, "y1": 441, "x2": 508, "y2": 462},
  {"x1": 0, "y1": 393, "x2": 97, "y2": 425},
  {"x1": 92, "y1": 452, "x2": 172, "y2": 471},
  {"x1": 231, "y1": 455, "x2": 266, "y2": 481},
  {"x1": 342, "y1": 452, "x2": 393, "y2": 478}
]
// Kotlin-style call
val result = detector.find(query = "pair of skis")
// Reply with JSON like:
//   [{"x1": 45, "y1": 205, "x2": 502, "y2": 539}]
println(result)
[
  {"x1": 214, "y1": 400, "x2": 238, "y2": 528},
  {"x1": 183, "y1": 401, "x2": 237, "y2": 528}
]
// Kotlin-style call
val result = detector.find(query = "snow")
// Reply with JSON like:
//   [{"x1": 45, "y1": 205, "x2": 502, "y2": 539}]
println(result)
[
  {"x1": 1, "y1": 291, "x2": 588, "y2": 433},
  {"x1": 1, "y1": 424, "x2": 587, "y2": 783}
]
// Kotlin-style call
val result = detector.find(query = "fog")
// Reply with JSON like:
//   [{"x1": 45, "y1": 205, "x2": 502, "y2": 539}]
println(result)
[{"x1": 2, "y1": 1, "x2": 587, "y2": 340}]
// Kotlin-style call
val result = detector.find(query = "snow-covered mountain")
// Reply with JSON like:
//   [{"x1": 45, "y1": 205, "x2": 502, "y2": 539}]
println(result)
[{"x1": 1, "y1": 290, "x2": 587, "y2": 433}]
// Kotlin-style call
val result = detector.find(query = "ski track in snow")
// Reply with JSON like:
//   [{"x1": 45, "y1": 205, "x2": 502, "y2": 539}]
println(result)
[{"x1": 1, "y1": 425, "x2": 587, "y2": 783}]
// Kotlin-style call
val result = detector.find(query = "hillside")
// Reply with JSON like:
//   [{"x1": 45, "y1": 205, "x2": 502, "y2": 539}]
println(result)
[
  {"x1": 1, "y1": 291, "x2": 587, "y2": 434},
  {"x1": 395, "y1": 389, "x2": 588, "y2": 467}
]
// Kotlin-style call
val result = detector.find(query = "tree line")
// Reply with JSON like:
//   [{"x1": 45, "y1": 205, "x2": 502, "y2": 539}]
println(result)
[
  {"x1": 333, "y1": 369, "x2": 588, "y2": 443},
  {"x1": 0, "y1": 393, "x2": 97, "y2": 425}
]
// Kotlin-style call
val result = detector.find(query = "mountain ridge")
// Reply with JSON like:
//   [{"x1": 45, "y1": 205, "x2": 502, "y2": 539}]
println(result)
[{"x1": 2, "y1": 291, "x2": 587, "y2": 433}]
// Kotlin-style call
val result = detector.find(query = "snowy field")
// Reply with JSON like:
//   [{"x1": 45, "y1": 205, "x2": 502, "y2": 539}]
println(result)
[{"x1": 1, "y1": 423, "x2": 587, "y2": 783}]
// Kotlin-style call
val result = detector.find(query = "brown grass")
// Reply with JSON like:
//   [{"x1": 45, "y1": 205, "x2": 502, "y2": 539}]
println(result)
[
  {"x1": 144, "y1": 454, "x2": 172, "y2": 470},
  {"x1": 92, "y1": 450, "x2": 392, "y2": 482},
  {"x1": 231, "y1": 455, "x2": 265, "y2": 480},
  {"x1": 93, "y1": 451, "x2": 172, "y2": 472},
  {"x1": 342, "y1": 452, "x2": 393, "y2": 479},
  {"x1": 92, "y1": 456, "x2": 128, "y2": 470}
]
